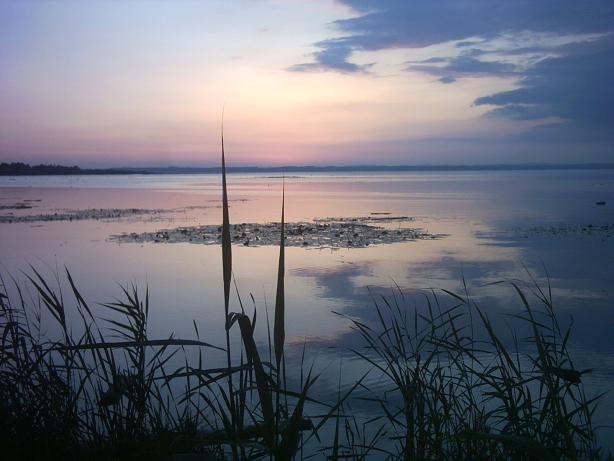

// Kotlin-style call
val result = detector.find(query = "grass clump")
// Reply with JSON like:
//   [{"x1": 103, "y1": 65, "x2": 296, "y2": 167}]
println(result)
[
  {"x1": 0, "y1": 269, "x2": 223, "y2": 460},
  {"x1": 332, "y1": 279, "x2": 603, "y2": 460}
]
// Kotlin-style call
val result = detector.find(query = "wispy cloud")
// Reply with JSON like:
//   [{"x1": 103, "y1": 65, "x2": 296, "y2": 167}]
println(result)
[
  {"x1": 408, "y1": 55, "x2": 517, "y2": 82},
  {"x1": 289, "y1": 38, "x2": 372, "y2": 73}
]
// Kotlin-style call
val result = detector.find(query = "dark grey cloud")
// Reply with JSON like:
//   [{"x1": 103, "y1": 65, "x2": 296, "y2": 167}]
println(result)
[
  {"x1": 484, "y1": 104, "x2": 552, "y2": 121},
  {"x1": 476, "y1": 35, "x2": 614, "y2": 135},
  {"x1": 334, "y1": 0, "x2": 614, "y2": 50},
  {"x1": 409, "y1": 54, "x2": 517, "y2": 81},
  {"x1": 289, "y1": 39, "x2": 370, "y2": 73},
  {"x1": 439, "y1": 76, "x2": 456, "y2": 84}
]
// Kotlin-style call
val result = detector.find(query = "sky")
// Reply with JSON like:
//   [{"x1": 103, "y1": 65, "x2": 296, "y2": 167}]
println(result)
[{"x1": 0, "y1": 0, "x2": 613, "y2": 167}]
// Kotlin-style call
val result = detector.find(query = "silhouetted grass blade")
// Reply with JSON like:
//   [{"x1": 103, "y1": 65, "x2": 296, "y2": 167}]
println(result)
[
  {"x1": 237, "y1": 313, "x2": 275, "y2": 450},
  {"x1": 221, "y1": 128, "x2": 232, "y2": 319},
  {"x1": 274, "y1": 180, "x2": 285, "y2": 369}
]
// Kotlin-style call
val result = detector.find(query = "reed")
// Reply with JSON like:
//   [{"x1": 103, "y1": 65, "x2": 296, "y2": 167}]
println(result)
[
  {"x1": 0, "y1": 269, "x2": 224, "y2": 460},
  {"x1": 331, "y1": 279, "x2": 604, "y2": 460},
  {"x1": 220, "y1": 120, "x2": 239, "y2": 461},
  {"x1": 274, "y1": 180, "x2": 285, "y2": 372}
]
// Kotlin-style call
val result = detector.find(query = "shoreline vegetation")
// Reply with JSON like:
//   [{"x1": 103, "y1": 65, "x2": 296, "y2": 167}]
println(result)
[
  {"x1": 2, "y1": 161, "x2": 614, "y2": 176},
  {"x1": 0, "y1": 162, "x2": 148, "y2": 175},
  {"x1": 0, "y1": 143, "x2": 609, "y2": 461}
]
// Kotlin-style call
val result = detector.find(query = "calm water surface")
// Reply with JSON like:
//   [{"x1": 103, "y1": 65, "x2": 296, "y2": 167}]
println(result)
[{"x1": 1, "y1": 170, "x2": 613, "y2": 447}]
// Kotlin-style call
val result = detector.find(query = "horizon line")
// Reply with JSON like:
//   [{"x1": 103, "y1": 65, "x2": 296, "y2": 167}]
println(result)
[{"x1": 2, "y1": 161, "x2": 614, "y2": 175}]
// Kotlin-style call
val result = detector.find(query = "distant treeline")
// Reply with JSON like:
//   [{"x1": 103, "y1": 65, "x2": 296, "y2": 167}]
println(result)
[
  {"x1": 141, "y1": 163, "x2": 614, "y2": 174},
  {"x1": 2, "y1": 161, "x2": 614, "y2": 176},
  {"x1": 0, "y1": 162, "x2": 145, "y2": 175}
]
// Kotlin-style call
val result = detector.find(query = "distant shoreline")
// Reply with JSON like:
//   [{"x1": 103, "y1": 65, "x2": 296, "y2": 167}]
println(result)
[{"x1": 2, "y1": 161, "x2": 614, "y2": 176}]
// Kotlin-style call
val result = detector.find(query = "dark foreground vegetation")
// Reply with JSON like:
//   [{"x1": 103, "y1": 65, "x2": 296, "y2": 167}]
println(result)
[
  {"x1": 0, "y1": 269, "x2": 606, "y2": 460},
  {"x1": 0, "y1": 145, "x2": 608, "y2": 460}
]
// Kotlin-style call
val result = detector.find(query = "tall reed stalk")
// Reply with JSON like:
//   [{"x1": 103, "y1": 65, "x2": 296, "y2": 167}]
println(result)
[
  {"x1": 274, "y1": 180, "x2": 286, "y2": 451},
  {"x1": 219, "y1": 121, "x2": 239, "y2": 461}
]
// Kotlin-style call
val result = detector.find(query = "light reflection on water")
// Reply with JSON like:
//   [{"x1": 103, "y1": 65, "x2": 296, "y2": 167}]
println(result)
[{"x1": 1, "y1": 170, "x2": 614, "y2": 448}]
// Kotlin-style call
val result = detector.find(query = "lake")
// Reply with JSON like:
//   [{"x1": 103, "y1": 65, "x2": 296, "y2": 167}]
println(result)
[{"x1": 1, "y1": 169, "x2": 613, "y2": 451}]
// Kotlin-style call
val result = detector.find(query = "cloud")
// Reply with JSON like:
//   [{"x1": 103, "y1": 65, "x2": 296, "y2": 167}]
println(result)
[
  {"x1": 290, "y1": 0, "x2": 614, "y2": 147},
  {"x1": 439, "y1": 76, "x2": 456, "y2": 84},
  {"x1": 408, "y1": 54, "x2": 517, "y2": 81},
  {"x1": 475, "y1": 35, "x2": 614, "y2": 136},
  {"x1": 289, "y1": 39, "x2": 370, "y2": 73},
  {"x1": 483, "y1": 104, "x2": 551, "y2": 121},
  {"x1": 292, "y1": 1, "x2": 613, "y2": 74},
  {"x1": 333, "y1": 0, "x2": 614, "y2": 51}
]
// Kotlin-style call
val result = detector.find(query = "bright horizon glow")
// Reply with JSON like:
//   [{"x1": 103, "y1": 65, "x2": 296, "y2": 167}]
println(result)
[{"x1": 1, "y1": 0, "x2": 613, "y2": 167}]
